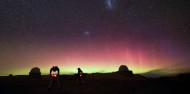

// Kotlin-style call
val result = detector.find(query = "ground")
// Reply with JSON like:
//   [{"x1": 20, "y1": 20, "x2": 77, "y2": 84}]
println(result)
[{"x1": 0, "y1": 73, "x2": 189, "y2": 94}]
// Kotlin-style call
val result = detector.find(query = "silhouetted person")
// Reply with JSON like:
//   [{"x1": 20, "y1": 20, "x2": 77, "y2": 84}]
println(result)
[
  {"x1": 48, "y1": 66, "x2": 61, "y2": 90},
  {"x1": 76, "y1": 68, "x2": 84, "y2": 84}
]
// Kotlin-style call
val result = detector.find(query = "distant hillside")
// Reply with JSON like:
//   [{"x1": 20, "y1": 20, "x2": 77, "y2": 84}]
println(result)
[
  {"x1": 79, "y1": 72, "x2": 147, "y2": 81},
  {"x1": 141, "y1": 63, "x2": 190, "y2": 78}
]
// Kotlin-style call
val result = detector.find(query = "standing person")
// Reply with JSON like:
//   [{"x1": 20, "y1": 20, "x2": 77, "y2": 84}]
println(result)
[
  {"x1": 76, "y1": 68, "x2": 84, "y2": 84},
  {"x1": 48, "y1": 66, "x2": 61, "y2": 90}
]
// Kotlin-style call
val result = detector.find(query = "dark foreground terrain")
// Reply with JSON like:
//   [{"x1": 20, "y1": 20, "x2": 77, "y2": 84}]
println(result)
[{"x1": 0, "y1": 73, "x2": 189, "y2": 94}]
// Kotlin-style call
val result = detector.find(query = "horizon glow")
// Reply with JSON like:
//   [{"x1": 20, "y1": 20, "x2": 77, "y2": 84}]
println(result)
[{"x1": 1, "y1": 41, "x2": 188, "y2": 76}]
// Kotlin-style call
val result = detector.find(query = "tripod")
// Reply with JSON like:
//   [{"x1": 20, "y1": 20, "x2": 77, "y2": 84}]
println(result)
[{"x1": 48, "y1": 77, "x2": 61, "y2": 90}]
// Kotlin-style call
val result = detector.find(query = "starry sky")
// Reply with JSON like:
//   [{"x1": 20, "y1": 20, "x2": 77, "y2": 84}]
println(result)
[{"x1": 0, "y1": 0, "x2": 190, "y2": 76}]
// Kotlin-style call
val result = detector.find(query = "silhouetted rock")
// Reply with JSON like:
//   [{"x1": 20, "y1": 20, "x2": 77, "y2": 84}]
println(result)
[
  {"x1": 118, "y1": 65, "x2": 133, "y2": 76},
  {"x1": 29, "y1": 67, "x2": 41, "y2": 78}
]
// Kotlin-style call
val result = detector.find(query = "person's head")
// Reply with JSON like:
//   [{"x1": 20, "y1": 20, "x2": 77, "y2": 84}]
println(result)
[
  {"x1": 55, "y1": 66, "x2": 58, "y2": 68},
  {"x1": 50, "y1": 66, "x2": 59, "y2": 77},
  {"x1": 78, "y1": 68, "x2": 82, "y2": 72},
  {"x1": 52, "y1": 66, "x2": 58, "y2": 69}
]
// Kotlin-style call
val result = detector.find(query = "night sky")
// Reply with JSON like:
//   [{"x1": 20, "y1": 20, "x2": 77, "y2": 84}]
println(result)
[{"x1": 0, "y1": 0, "x2": 190, "y2": 76}]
